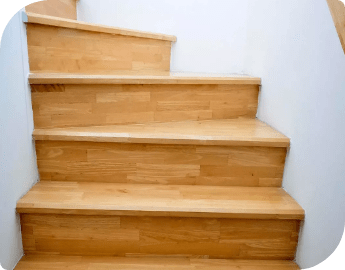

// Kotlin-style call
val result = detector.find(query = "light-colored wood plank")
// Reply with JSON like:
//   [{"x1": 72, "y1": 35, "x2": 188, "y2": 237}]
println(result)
[
  {"x1": 327, "y1": 0, "x2": 345, "y2": 54},
  {"x1": 34, "y1": 139, "x2": 287, "y2": 186},
  {"x1": 24, "y1": 12, "x2": 177, "y2": 42},
  {"x1": 29, "y1": 73, "x2": 261, "y2": 84},
  {"x1": 31, "y1": 84, "x2": 259, "y2": 128},
  {"x1": 25, "y1": 1, "x2": 77, "y2": 20},
  {"x1": 25, "y1": 24, "x2": 172, "y2": 75},
  {"x1": 15, "y1": 255, "x2": 300, "y2": 269},
  {"x1": 190, "y1": 258, "x2": 300, "y2": 270},
  {"x1": 17, "y1": 181, "x2": 304, "y2": 219},
  {"x1": 33, "y1": 119, "x2": 289, "y2": 147},
  {"x1": 19, "y1": 212, "x2": 301, "y2": 258}
]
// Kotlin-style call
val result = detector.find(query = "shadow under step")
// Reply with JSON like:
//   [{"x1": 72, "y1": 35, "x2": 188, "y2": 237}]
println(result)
[{"x1": 15, "y1": 255, "x2": 300, "y2": 269}]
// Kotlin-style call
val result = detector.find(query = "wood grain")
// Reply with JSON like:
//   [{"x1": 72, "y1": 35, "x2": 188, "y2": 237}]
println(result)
[
  {"x1": 26, "y1": 24, "x2": 172, "y2": 75},
  {"x1": 33, "y1": 139, "x2": 288, "y2": 186},
  {"x1": 327, "y1": 0, "x2": 345, "y2": 54},
  {"x1": 25, "y1": 0, "x2": 77, "y2": 20},
  {"x1": 28, "y1": 74, "x2": 261, "y2": 84},
  {"x1": 15, "y1": 255, "x2": 301, "y2": 269},
  {"x1": 24, "y1": 12, "x2": 177, "y2": 42},
  {"x1": 16, "y1": 181, "x2": 305, "y2": 219},
  {"x1": 31, "y1": 84, "x2": 260, "y2": 128},
  {"x1": 18, "y1": 1, "x2": 305, "y2": 265},
  {"x1": 20, "y1": 213, "x2": 301, "y2": 259}
]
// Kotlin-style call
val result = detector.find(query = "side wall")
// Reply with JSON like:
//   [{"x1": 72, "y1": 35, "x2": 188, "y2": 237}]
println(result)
[
  {"x1": 77, "y1": 0, "x2": 249, "y2": 75},
  {"x1": 245, "y1": 0, "x2": 345, "y2": 268},
  {"x1": 0, "y1": 10, "x2": 38, "y2": 270}
]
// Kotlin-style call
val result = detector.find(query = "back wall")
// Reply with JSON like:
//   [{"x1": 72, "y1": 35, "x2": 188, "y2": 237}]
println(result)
[{"x1": 77, "y1": 0, "x2": 250, "y2": 75}]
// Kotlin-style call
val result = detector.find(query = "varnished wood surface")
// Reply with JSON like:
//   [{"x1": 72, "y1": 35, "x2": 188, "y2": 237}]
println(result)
[
  {"x1": 34, "y1": 139, "x2": 287, "y2": 187},
  {"x1": 33, "y1": 119, "x2": 289, "y2": 147},
  {"x1": 18, "y1": 1, "x2": 305, "y2": 264},
  {"x1": 24, "y1": 12, "x2": 177, "y2": 42},
  {"x1": 17, "y1": 181, "x2": 304, "y2": 219},
  {"x1": 26, "y1": 24, "x2": 172, "y2": 75},
  {"x1": 20, "y1": 213, "x2": 300, "y2": 259},
  {"x1": 25, "y1": 1, "x2": 77, "y2": 20},
  {"x1": 15, "y1": 255, "x2": 300, "y2": 269},
  {"x1": 29, "y1": 73, "x2": 261, "y2": 84},
  {"x1": 327, "y1": 0, "x2": 345, "y2": 54},
  {"x1": 31, "y1": 84, "x2": 259, "y2": 128}
]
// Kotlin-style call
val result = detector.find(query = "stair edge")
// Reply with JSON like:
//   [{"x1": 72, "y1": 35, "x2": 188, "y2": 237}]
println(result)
[
  {"x1": 23, "y1": 11, "x2": 177, "y2": 42},
  {"x1": 33, "y1": 129, "x2": 290, "y2": 148},
  {"x1": 28, "y1": 73, "x2": 262, "y2": 85},
  {"x1": 16, "y1": 205, "x2": 305, "y2": 220},
  {"x1": 16, "y1": 183, "x2": 304, "y2": 220},
  {"x1": 15, "y1": 255, "x2": 301, "y2": 270}
]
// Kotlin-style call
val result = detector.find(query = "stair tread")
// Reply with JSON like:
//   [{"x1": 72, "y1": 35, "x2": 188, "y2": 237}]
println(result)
[
  {"x1": 17, "y1": 181, "x2": 304, "y2": 219},
  {"x1": 28, "y1": 73, "x2": 261, "y2": 84},
  {"x1": 15, "y1": 255, "x2": 300, "y2": 269},
  {"x1": 33, "y1": 119, "x2": 289, "y2": 147},
  {"x1": 23, "y1": 12, "x2": 177, "y2": 42}
]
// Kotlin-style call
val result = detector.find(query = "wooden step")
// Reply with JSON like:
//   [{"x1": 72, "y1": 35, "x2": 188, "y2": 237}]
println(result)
[
  {"x1": 17, "y1": 181, "x2": 304, "y2": 219},
  {"x1": 33, "y1": 119, "x2": 289, "y2": 187},
  {"x1": 17, "y1": 182, "x2": 303, "y2": 258},
  {"x1": 30, "y1": 76, "x2": 261, "y2": 128},
  {"x1": 29, "y1": 73, "x2": 261, "y2": 84},
  {"x1": 24, "y1": 13, "x2": 175, "y2": 75},
  {"x1": 15, "y1": 255, "x2": 300, "y2": 270},
  {"x1": 33, "y1": 119, "x2": 288, "y2": 147}
]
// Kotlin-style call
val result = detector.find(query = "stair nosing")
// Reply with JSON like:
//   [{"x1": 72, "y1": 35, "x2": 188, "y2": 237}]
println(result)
[
  {"x1": 16, "y1": 182, "x2": 305, "y2": 220},
  {"x1": 16, "y1": 255, "x2": 301, "y2": 270},
  {"x1": 33, "y1": 129, "x2": 290, "y2": 147},
  {"x1": 17, "y1": 206, "x2": 305, "y2": 220},
  {"x1": 28, "y1": 73, "x2": 261, "y2": 85},
  {"x1": 23, "y1": 11, "x2": 177, "y2": 42},
  {"x1": 32, "y1": 119, "x2": 290, "y2": 148}
]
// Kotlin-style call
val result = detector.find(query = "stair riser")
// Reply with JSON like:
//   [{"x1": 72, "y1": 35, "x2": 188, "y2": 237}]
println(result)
[
  {"x1": 21, "y1": 214, "x2": 300, "y2": 260},
  {"x1": 36, "y1": 141, "x2": 286, "y2": 187},
  {"x1": 26, "y1": 24, "x2": 172, "y2": 75},
  {"x1": 31, "y1": 84, "x2": 259, "y2": 129}
]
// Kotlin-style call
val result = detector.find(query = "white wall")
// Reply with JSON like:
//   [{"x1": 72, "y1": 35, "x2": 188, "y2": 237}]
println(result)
[
  {"x1": 0, "y1": 1, "x2": 342, "y2": 269},
  {"x1": 78, "y1": 1, "x2": 345, "y2": 268},
  {"x1": 78, "y1": 0, "x2": 249, "y2": 75},
  {"x1": 245, "y1": 0, "x2": 345, "y2": 268},
  {"x1": 0, "y1": 9, "x2": 38, "y2": 270}
]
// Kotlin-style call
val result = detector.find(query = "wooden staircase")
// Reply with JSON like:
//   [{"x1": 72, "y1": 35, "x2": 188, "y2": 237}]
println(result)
[{"x1": 15, "y1": 4, "x2": 304, "y2": 269}]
